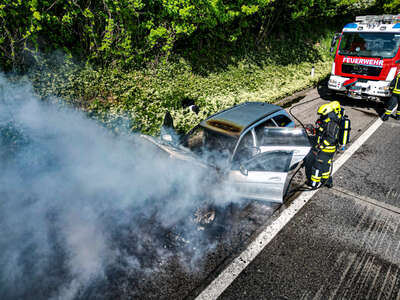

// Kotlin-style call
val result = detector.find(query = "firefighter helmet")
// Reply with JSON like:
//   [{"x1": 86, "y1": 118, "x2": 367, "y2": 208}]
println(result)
[
  {"x1": 317, "y1": 101, "x2": 341, "y2": 116},
  {"x1": 317, "y1": 103, "x2": 333, "y2": 115},
  {"x1": 330, "y1": 101, "x2": 341, "y2": 115}
]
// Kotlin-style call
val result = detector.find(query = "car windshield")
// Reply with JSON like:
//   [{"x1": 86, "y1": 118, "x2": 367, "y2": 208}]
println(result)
[
  {"x1": 338, "y1": 32, "x2": 400, "y2": 58},
  {"x1": 182, "y1": 126, "x2": 237, "y2": 167}
]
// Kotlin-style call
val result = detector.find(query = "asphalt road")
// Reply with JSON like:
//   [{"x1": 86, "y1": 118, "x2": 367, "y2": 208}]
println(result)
[
  {"x1": 120, "y1": 84, "x2": 399, "y2": 300},
  {"x1": 217, "y1": 116, "x2": 400, "y2": 300}
]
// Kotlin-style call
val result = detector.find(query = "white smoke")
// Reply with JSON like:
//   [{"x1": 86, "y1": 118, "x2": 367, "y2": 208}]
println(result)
[{"x1": 0, "y1": 74, "x2": 233, "y2": 299}]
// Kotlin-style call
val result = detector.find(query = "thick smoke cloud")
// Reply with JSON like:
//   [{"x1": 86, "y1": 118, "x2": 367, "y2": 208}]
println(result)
[{"x1": 0, "y1": 74, "x2": 232, "y2": 299}]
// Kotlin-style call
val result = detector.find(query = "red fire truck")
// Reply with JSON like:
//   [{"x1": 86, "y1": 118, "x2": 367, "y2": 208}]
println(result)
[{"x1": 328, "y1": 15, "x2": 400, "y2": 100}]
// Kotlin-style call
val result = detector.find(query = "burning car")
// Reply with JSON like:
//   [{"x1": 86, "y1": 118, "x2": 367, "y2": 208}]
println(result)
[{"x1": 141, "y1": 102, "x2": 311, "y2": 203}]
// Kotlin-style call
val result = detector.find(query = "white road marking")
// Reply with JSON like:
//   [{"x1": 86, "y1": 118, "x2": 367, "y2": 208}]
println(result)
[{"x1": 195, "y1": 118, "x2": 383, "y2": 300}]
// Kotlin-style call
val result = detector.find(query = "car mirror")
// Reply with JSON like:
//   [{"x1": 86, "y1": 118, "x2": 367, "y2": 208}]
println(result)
[
  {"x1": 239, "y1": 164, "x2": 248, "y2": 176},
  {"x1": 330, "y1": 33, "x2": 340, "y2": 55},
  {"x1": 330, "y1": 39, "x2": 336, "y2": 52},
  {"x1": 330, "y1": 39, "x2": 336, "y2": 48}
]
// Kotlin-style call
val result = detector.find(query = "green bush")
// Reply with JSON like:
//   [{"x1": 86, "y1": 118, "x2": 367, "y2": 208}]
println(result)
[
  {"x1": 3, "y1": 0, "x2": 390, "y2": 135},
  {"x1": 0, "y1": 0, "x2": 387, "y2": 70},
  {"x1": 27, "y1": 28, "x2": 333, "y2": 135}
]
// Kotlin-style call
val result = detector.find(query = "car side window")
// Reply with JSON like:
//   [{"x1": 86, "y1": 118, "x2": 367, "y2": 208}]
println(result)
[
  {"x1": 254, "y1": 118, "x2": 276, "y2": 144},
  {"x1": 243, "y1": 151, "x2": 292, "y2": 172},
  {"x1": 233, "y1": 131, "x2": 256, "y2": 166},
  {"x1": 238, "y1": 131, "x2": 254, "y2": 148},
  {"x1": 272, "y1": 114, "x2": 293, "y2": 127},
  {"x1": 256, "y1": 118, "x2": 276, "y2": 131},
  {"x1": 257, "y1": 127, "x2": 309, "y2": 147}
]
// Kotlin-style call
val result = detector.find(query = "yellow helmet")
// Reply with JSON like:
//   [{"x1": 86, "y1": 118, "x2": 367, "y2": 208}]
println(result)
[
  {"x1": 317, "y1": 103, "x2": 333, "y2": 115},
  {"x1": 317, "y1": 101, "x2": 341, "y2": 116},
  {"x1": 330, "y1": 101, "x2": 341, "y2": 115}
]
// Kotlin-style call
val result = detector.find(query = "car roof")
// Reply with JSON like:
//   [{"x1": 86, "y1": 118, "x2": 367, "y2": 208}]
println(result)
[{"x1": 200, "y1": 102, "x2": 283, "y2": 137}]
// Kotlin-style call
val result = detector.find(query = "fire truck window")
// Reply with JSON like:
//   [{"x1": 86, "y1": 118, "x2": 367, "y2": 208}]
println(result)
[
  {"x1": 339, "y1": 32, "x2": 400, "y2": 59},
  {"x1": 350, "y1": 38, "x2": 366, "y2": 51}
]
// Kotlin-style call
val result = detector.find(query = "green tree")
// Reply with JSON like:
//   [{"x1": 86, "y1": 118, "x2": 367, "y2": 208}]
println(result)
[{"x1": 0, "y1": 0, "x2": 386, "y2": 71}]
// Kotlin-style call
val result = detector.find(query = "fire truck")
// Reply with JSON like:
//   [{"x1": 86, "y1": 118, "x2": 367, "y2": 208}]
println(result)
[{"x1": 328, "y1": 15, "x2": 400, "y2": 100}]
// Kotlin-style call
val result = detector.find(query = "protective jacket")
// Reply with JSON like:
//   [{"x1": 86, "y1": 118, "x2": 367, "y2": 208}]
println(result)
[
  {"x1": 306, "y1": 110, "x2": 340, "y2": 189},
  {"x1": 383, "y1": 73, "x2": 400, "y2": 120},
  {"x1": 390, "y1": 73, "x2": 400, "y2": 94},
  {"x1": 315, "y1": 111, "x2": 340, "y2": 154}
]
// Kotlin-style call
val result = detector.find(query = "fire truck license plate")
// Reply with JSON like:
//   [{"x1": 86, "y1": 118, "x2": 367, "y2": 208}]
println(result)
[{"x1": 349, "y1": 85, "x2": 362, "y2": 91}]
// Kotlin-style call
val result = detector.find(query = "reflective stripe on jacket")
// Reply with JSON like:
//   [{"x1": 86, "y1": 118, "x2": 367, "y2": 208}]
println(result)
[
  {"x1": 315, "y1": 112, "x2": 340, "y2": 153},
  {"x1": 391, "y1": 75, "x2": 400, "y2": 94}
]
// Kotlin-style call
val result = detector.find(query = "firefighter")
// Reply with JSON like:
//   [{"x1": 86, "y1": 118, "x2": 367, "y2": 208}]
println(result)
[
  {"x1": 306, "y1": 101, "x2": 341, "y2": 189},
  {"x1": 382, "y1": 72, "x2": 400, "y2": 121}
]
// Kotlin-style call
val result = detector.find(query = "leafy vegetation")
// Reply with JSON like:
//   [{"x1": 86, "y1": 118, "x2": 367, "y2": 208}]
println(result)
[
  {"x1": 1, "y1": 0, "x2": 398, "y2": 135},
  {"x1": 1, "y1": 0, "x2": 393, "y2": 70},
  {"x1": 28, "y1": 28, "x2": 332, "y2": 135}
]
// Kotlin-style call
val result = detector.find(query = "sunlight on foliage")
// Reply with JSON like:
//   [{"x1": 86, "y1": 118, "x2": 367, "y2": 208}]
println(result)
[{"x1": 27, "y1": 32, "x2": 333, "y2": 135}]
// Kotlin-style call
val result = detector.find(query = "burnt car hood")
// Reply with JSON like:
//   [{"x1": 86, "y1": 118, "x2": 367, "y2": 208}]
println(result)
[{"x1": 139, "y1": 134, "x2": 212, "y2": 170}]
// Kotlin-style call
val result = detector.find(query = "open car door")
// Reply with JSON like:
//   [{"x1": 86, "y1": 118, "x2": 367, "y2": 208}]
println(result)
[
  {"x1": 228, "y1": 127, "x2": 311, "y2": 203},
  {"x1": 229, "y1": 150, "x2": 293, "y2": 203}
]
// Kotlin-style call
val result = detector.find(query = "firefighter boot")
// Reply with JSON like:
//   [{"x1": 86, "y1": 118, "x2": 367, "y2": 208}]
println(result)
[
  {"x1": 381, "y1": 113, "x2": 389, "y2": 121},
  {"x1": 325, "y1": 177, "x2": 333, "y2": 188},
  {"x1": 396, "y1": 112, "x2": 400, "y2": 120}
]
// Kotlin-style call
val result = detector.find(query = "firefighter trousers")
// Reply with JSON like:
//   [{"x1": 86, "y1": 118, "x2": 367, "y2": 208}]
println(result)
[
  {"x1": 385, "y1": 93, "x2": 400, "y2": 118},
  {"x1": 305, "y1": 150, "x2": 335, "y2": 189}
]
